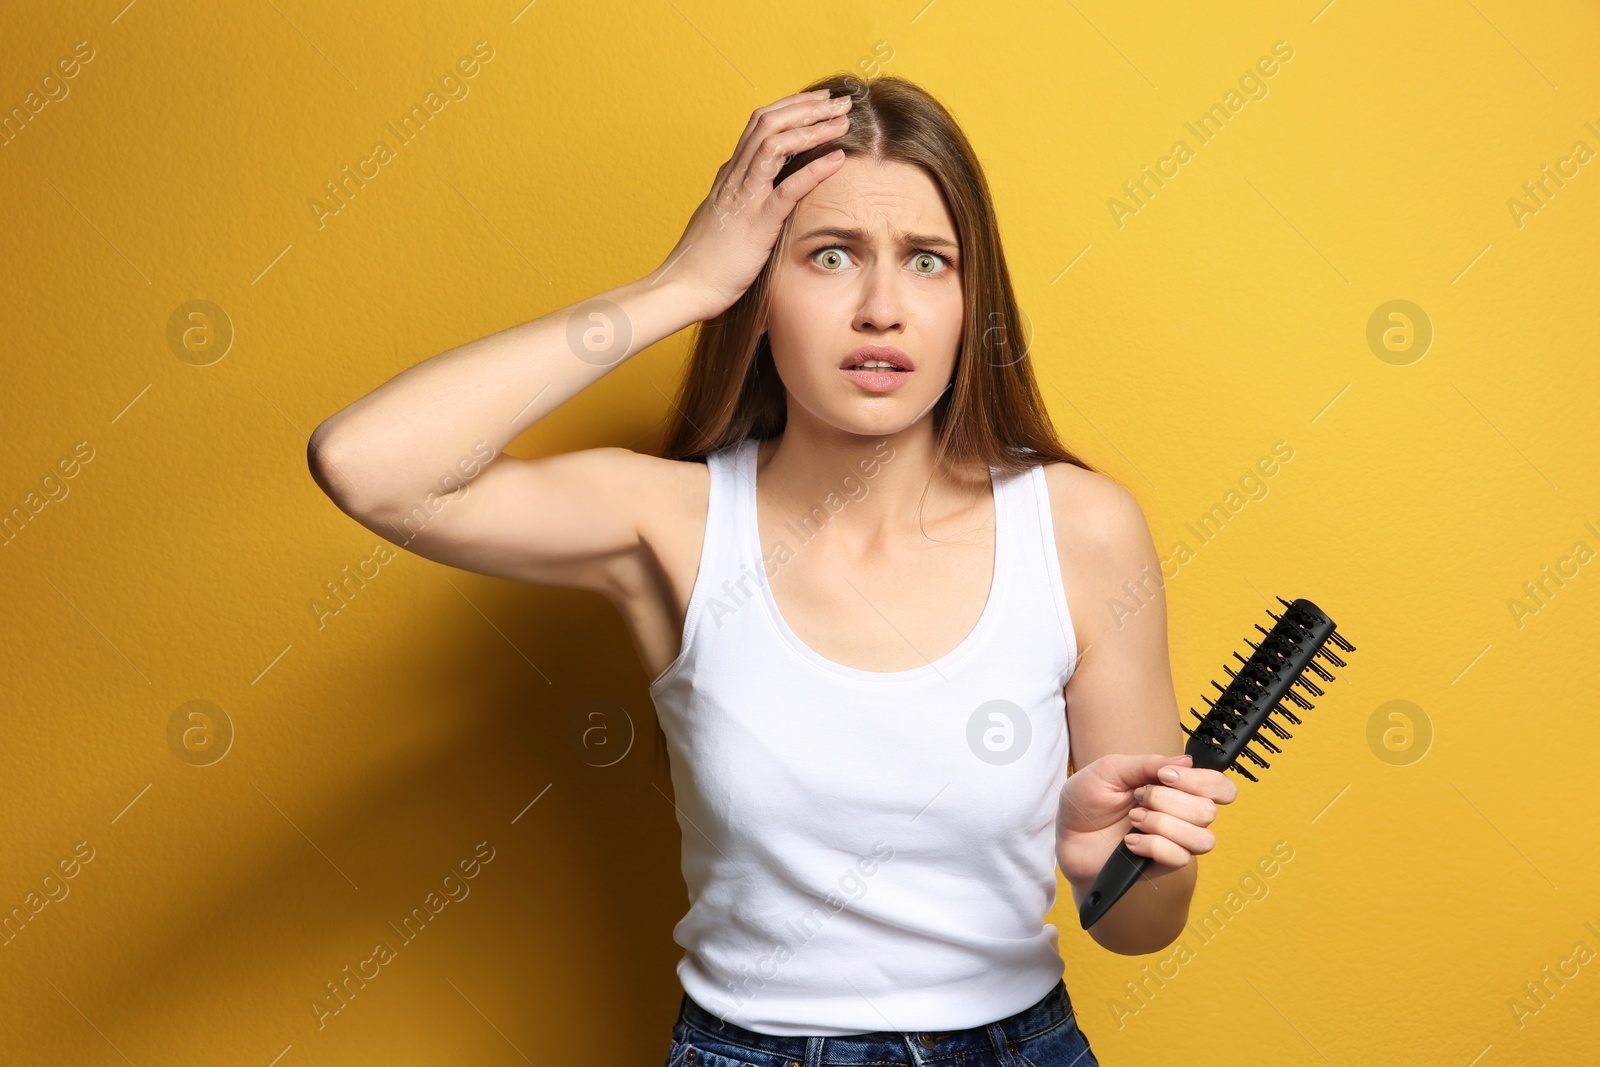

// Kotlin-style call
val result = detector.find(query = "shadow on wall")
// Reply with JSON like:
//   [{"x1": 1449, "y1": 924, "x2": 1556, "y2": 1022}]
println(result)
[{"x1": 44, "y1": 579, "x2": 685, "y2": 1065}]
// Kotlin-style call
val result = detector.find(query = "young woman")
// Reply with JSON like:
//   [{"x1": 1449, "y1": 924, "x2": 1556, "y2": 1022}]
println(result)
[{"x1": 308, "y1": 73, "x2": 1235, "y2": 1067}]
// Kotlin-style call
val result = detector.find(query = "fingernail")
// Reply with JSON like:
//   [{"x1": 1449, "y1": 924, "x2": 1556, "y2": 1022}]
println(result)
[
  {"x1": 1159, "y1": 767, "x2": 1178, "y2": 782},
  {"x1": 1125, "y1": 833, "x2": 1139, "y2": 844}
]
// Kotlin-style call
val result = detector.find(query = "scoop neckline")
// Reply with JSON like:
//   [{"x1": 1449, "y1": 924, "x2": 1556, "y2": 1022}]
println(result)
[{"x1": 741, "y1": 437, "x2": 1010, "y2": 686}]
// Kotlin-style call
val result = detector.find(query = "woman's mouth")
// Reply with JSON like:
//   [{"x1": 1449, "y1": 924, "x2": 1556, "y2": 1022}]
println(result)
[{"x1": 841, "y1": 361, "x2": 913, "y2": 392}]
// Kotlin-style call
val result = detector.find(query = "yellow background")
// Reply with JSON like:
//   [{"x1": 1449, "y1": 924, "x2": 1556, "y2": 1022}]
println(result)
[{"x1": 3, "y1": 0, "x2": 1596, "y2": 1063}]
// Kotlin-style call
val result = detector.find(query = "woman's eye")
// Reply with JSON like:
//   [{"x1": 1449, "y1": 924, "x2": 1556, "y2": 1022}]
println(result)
[{"x1": 812, "y1": 247, "x2": 953, "y2": 274}]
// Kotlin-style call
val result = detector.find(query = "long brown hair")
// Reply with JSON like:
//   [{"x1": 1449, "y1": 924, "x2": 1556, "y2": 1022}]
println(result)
[
  {"x1": 652, "y1": 71, "x2": 1094, "y2": 475},
  {"x1": 646, "y1": 72, "x2": 1099, "y2": 768}
]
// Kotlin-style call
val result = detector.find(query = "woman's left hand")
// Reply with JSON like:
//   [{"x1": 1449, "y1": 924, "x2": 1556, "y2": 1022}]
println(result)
[{"x1": 1055, "y1": 753, "x2": 1239, "y2": 887}]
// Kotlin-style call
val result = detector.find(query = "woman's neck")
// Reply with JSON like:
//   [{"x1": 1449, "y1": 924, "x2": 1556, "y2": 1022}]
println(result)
[{"x1": 754, "y1": 420, "x2": 991, "y2": 545}]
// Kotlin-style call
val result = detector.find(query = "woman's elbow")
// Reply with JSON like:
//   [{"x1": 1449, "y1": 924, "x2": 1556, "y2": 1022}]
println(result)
[{"x1": 307, "y1": 421, "x2": 379, "y2": 515}]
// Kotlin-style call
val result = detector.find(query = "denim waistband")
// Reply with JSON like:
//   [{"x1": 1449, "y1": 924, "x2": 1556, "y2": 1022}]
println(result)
[{"x1": 675, "y1": 978, "x2": 1073, "y2": 1065}]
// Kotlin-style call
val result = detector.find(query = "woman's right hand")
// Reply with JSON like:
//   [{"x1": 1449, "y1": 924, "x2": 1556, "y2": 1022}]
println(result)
[{"x1": 657, "y1": 88, "x2": 855, "y2": 322}]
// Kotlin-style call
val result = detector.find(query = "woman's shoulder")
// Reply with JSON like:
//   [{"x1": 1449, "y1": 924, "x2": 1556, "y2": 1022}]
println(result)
[{"x1": 1037, "y1": 460, "x2": 1152, "y2": 560}]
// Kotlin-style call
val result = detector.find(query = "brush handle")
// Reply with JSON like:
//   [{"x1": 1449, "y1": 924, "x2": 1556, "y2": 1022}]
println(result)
[
  {"x1": 1077, "y1": 839, "x2": 1151, "y2": 929},
  {"x1": 1075, "y1": 597, "x2": 1352, "y2": 931}
]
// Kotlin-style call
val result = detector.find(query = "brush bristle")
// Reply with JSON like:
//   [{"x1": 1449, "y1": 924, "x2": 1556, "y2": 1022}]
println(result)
[{"x1": 1185, "y1": 598, "x2": 1352, "y2": 783}]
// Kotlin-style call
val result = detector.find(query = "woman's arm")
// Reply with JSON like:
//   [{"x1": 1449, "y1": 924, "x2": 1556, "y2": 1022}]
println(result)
[
  {"x1": 308, "y1": 270, "x2": 704, "y2": 519},
  {"x1": 1048, "y1": 466, "x2": 1235, "y2": 955},
  {"x1": 306, "y1": 88, "x2": 856, "y2": 593},
  {"x1": 306, "y1": 272, "x2": 707, "y2": 591}
]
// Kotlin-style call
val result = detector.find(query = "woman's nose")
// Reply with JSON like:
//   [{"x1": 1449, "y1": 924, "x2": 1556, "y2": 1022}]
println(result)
[{"x1": 853, "y1": 264, "x2": 906, "y2": 332}]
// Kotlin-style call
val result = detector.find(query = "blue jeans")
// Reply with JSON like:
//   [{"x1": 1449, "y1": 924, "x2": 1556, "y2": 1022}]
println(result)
[{"x1": 665, "y1": 979, "x2": 1100, "y2": 1067}]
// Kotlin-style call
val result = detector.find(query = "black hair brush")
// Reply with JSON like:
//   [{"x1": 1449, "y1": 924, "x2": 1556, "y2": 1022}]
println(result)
[{"x1": 1077, "y1": 597, "x2": 1354, "y2": 930}]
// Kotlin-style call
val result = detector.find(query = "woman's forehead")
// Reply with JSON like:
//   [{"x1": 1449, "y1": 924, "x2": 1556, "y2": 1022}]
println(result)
[{"x1": 793, "y1": 160, "x2": 957, "y2": 244}]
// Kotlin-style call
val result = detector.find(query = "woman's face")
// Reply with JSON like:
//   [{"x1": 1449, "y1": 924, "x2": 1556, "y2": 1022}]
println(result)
[{"x1": 763, "y1": 156, "x2": 964, "y2": 439}]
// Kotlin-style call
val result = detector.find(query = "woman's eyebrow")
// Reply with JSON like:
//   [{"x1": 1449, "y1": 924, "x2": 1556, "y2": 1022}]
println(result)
[{"x1": 795, "y1": 225, "x2": 958, "y2": 251}]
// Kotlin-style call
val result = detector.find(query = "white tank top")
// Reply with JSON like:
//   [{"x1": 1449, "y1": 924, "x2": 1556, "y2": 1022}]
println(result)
[{"x1": 649, "y1": 436, "x2": 1080, "y2": 1035}]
